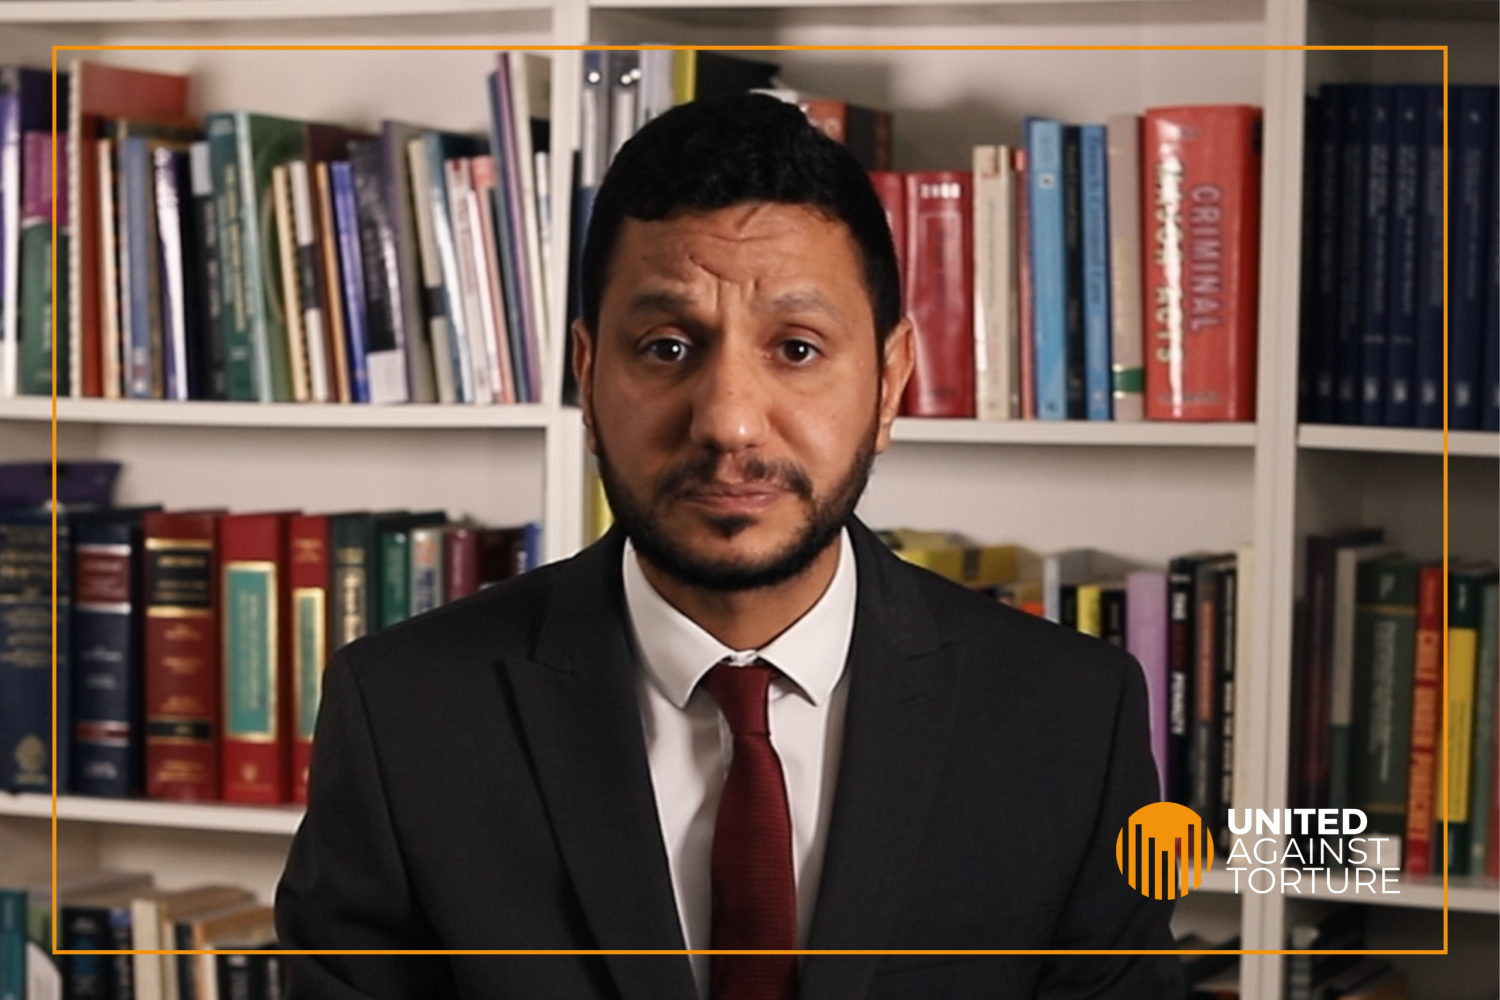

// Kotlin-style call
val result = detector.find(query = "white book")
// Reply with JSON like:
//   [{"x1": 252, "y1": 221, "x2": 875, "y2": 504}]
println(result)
[
  {"x1": 1105, "y1": 113, "x2": 1145, "y2": 421},
  {"x1": 445, "y1": 157, "x2": 496, "y2": 404},
  {"x1": 270, "y1": 163, "x2": 310, "y2": 402},
  {"x1": 288, "y1": 158, "x2": 333, "y2": 404},
  {"x1": 973, "y1": 144, "x2": 1019, "y2": 420}
]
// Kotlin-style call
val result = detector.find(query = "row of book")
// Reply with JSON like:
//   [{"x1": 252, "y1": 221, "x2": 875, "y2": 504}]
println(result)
[
  {"x1": 1298, "y1": 83, "x2": 1500, "y2": 432},
  {"x1": 1290, "y1": 528, "x2": 1499, "y2": 878},
  {"x1": 880, "y1": 531, "x2": 1254, "y2": 843},
  {"x1": 1, "y1": 870, "x2": 282, "y2": 1000},
  {"x1": 0, "y1": 493, "x2": 542, "y2": 805},
  {"x1": 0, "y1": 55, "x2": 555, "y2": 405}
]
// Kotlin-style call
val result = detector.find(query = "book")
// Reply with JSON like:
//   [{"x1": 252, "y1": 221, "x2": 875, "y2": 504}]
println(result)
[
  {"x1": 1142, "y1": 104, "x2": 1262, "y2": 421},
  {"x1": 408, "y1": 522, "x2": 447, "y2": 618},
  {"x1": 800, "y1": 97, "x2": 892, "y2": 171},
  {"x1": 469, "y1": 154, "x2": 520, "y2": 404},
  {"x1": 379, "y1": 120, "x2": 440, "y2": 405},
  {"x1": 1381, "y1": 86, "x2": 1426, "y2": 427},
  {"x1": 1025, "y1": 117, "x2": 1068, "y2": 420},
  {"x1": 347, "y1": 135, "x2": 408, "y2": 404},
  {"x1": 1349, "y1": 555, "x2": 1426, "y2": 840},
  {"x1": 1447, "y1": 86, "x2": 1497, "y2": 430},
  {"x1": 444, "y1": 524, "x2": 528, "y2": 600},
  {"x1": 219, "y1": 512, "x2": 294, "y2": 804},
  {"x1": 1327, "y1": 538, "x2": 1394, "y2": 812},
  {"x1": 1403, "y1": 563, "x2": 1444, "y2": 874},
  {"x1": 444, "y1": 155, "x2": 495, "y2": 404},
  {"x1": 1105, "y1": 113, "x2": 1145, "y2": 422},
  {"x1": 153, "y1": 143, "x2": 197, "y2": 403},
  {"x1": 269, "y1": 162, "x2": 311, "y2": 403},
  {"x1": 205, "y1": 111, "x2": 306, "y2": 402},
  {"x1": 1126, "y1": 569, "x2": 1170, "y2": 798},
  {"x1": 328, "y1": 159, "x2": 371, "y2": 403},
  {"x1": 377, "y1": 511, "x2": 447, "y2": 629},
  {"x1": 1412, "y1": 85, "x2": 1445, "y2": 429},
  {"x1": 1189, "y1": 555, "x2": 1236, "y2": 835},
  {"x1": 288, "y1": 513, "x2": 330, "y2": 804},
  {"x1": 0, "y1": 66, "x2": 51, "y2": 398},
  {"x1": 900, "y1": 170, "x2": 975, "y2": 418},
  {"x1": 1445, "y1": 563, "x2": 1498, "y2": 873},
  {"x1": 0, "y1": 508, "x2": 52, "y2": 793},
  {"x1": 407, "y1": 133, "x2": 470, "y2": 404},
  {"x1": 1303, "y1": 88, "x2": 1342, "y2": 424},
  {"x1": 142, "y1": 510, "x2": 223, "y2": 802},
  {"x1": 972, "y1": 145, "x2": 1019, "y2": 421},
  {"x1": 71, "y1": 507, "x2": 158, "y2": 798},
  {"x1": 16, "y1": 131, "x2": 57, "y2": 397},
  {"x1": 189, "y1": 141, "x2": 227, "y2": 400},
  {"x1": 1354, "y1": 86, "x2": 1395, "y2": 426},
  {"x1": 329, "y1": 511, "x2": 379, "y2": 650},
  {"x1": 312, "y1": 160, "x2": 352, "y2": 404},
  {"x1": 1079, "y1": 122, "x2": 1112, "y2": 421},
  {"x1": 1466, "y1": 579, "x2": 1498, "y2": 876},
  {"x1": 1059, "y1": 123, "x2": 1086, "y2": 420},
  {"x1": 130, "y1": 885, "x2": 251, "y2": 1000},
  {"x1": 1013, "y1": 149, "x2": 1036, "y2": 419},
  {"x1": 66, "y1": 62, "x2": 190, "y2": 399}
]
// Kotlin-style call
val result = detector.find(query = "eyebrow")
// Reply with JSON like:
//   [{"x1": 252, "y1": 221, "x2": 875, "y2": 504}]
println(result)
[{"x1": 620, "y1": 288, "x2": 848, "y2": 320}]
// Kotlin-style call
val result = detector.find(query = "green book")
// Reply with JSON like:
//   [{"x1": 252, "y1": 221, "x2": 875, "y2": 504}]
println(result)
[
  {"x1": 1464, "y1": 579, "x2": 1498, "y2": 876},
  {"x1": 377, "y1": 511, "x2": 446, "y2": 630},
  {"x1": 205, "y1": 111, "x2": 306, "y2": 402},
  {"x1": 1446, "y1": 563, "x2": 1499, "y2": 874}
]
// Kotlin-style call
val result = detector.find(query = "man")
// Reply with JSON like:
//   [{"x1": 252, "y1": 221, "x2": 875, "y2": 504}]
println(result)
[{"x1": 276, "y1": 92, "x2": 1183, "y2": 999}]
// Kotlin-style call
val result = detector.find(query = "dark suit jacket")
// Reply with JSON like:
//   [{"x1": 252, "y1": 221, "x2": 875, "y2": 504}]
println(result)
[{"x1": 275, "y1": 520, "x2": 1184, "y2": 999}]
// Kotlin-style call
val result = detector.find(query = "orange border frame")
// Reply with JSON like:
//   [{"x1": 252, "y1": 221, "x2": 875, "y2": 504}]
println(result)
[{"x1": 41, "y1": 41, "x2": 1466, "y2": 963}]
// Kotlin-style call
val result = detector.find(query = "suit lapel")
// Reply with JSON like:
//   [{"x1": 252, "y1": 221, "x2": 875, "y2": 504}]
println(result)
[
  {"x1": 502, "y1": 528, "x2": 698, "y2": 1000},
  {"x1": 801, "y1": 522, "x2": 966, "y2": 1000}
]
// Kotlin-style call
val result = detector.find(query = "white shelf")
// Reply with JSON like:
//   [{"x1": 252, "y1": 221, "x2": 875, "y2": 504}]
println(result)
[
  {"x1": 1270, "y1": 870, "x2": 1500, "y2": 916},
  {"x1": 1, "y1": 397, "x2": 557, "y2": 430},
  {"x1": 891, "y1": 418, "x2": 1257, "y2": 448},
  {"x1": 1299, "y1": 424, "x2": 1500, "y2": 459},
  {"x1": 0, "y1": 793, "x2": 303, "y2": 836},
  {"x1": 0, "y1": 0, "x2": 545, "y2": 24}
]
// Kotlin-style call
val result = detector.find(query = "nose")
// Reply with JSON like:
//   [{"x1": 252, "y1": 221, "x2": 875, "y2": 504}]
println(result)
[{"x1": 688, "y1": 341, "x2": 772, "y2": 454}]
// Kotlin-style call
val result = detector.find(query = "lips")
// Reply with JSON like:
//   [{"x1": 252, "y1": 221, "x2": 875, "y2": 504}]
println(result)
[{"x1": 681, "y1": 482, "x2": 787, "y2": 512}]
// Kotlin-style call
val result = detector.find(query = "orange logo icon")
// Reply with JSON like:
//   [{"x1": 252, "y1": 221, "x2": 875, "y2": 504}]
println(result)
[{"x1": 1115, "y1": 802, "x2": 1214, "y2": 900}]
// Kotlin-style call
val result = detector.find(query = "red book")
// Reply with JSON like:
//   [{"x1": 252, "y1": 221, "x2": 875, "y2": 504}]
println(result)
[
  {"x1": 66, "y1": 61, "x2": 190, "y2": 397},
  {"x1": 1141, "y1": 104, "x2": 1261, "y2": 421},
  {"x1": 1013, "y1": 148, "x2": 1036, "y2": 419},
  {"x1": 867, "y1": 169, "x2": 906, "y2": 287},
  {"x1": 218, "y1": 512, "x2": 295, "y2": 804},
  {"x1": 142, "y1": 511, "x2": 222, "y2": 801},
  {"x1": 288, "y1": 514, "x2": 331, "y2": 804},
  {"x1": 800, "y1": 98, "x2": 891, "y2": 171},
  {"x1": 1403, "y1": 564, "x2": 1445, "y2": 874},
  {"x1": 444, "y1": 526, "x2": 525, "y2": 601},
  {"x1": 901, "y1": 170, "x2": 975, "y2": 418}
]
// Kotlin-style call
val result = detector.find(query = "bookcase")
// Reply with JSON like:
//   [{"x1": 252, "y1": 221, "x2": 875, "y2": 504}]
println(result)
[{"x1": 1, "y1": 1, "x2": 1496, "y2": 997}]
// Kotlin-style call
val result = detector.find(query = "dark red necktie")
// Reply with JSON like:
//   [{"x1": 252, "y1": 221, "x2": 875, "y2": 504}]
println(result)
[{"x1": 704, "y1": 660, "x2": 799, "y2": 1000}]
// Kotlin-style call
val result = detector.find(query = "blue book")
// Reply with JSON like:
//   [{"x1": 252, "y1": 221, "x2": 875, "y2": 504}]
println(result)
[
  {"x1": 1332, "y1": 84, "x2": 1369, "y2": 424},
  {"x1": 70, "y1": 508, "x2": 156, "y2": 798},
  {"x1": 330, "y1": 159, "x2": 372, "y2": 403},
  {"x1": 1026, "y1": 117, "x2": 1068, "y2": 420},
  {"x1": 1414, "y1": 85, "x2": 1446, "y2": 428},
  {"x1": 1308, "y1": 88, "x2": 1345, "y2": 424},
  {"x1": 1448, "y1": 85, "x2": 1498, "y2": 431},
  {"x1": 1483, "y1": 172, "x2": 1499, "y2": 432},
  {"x1": 1358, "y1": 86, "x2": 1395, "y2": 426},
  {"x1": 487, "y1": 63, "x2": 541, "y2": 404},
  {"x1": 1382, "y1": 85, "x2": 1426, "y2": 426},
  {"x1": 0, "y1": 509, "x2": 54, "y2": 794},
  {"x1": 1061, "y1": 125, "x2": 1086, "y2": 419},
  {"x1": 419, "y1": 130, "x2": 487, "y2": 404},
  {"x1": 1080, "y1": 123, "x2": 1112, "y2": 420},
  {"x1": 120, "y1": 134, "x2": 159, "y2": 399}
]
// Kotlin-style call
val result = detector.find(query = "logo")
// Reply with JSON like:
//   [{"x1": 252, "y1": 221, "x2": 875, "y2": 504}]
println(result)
[{"x1": 1115, "y1": 802, "x2": 1214, "y2": 900}]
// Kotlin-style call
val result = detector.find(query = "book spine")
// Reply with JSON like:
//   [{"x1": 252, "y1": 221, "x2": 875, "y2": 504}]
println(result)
[
  {"x1": 329, "y1": 160, "x2": 372, "y2": 403},
  {"x1": 143, "y1": 512, "x2": 221, "y2": 802},
  {"x1": 1079, "y1": 123, "x2": 1112, "y2": 421},
  {"x1": 1350, "y1": 558, "x2": 1419, "y2": 837},
  {"x1": 329, "y1": 513, "x2": 374, "y2": 650},
  {"x1": 1403, "y1": 564, "x2": 1444, "y2": 873},
  {"x1": 313, "y1": 161, "x2": 353, "y2": 404},
  {"x1": 1307, "y1": 89, "x2": 1342, "y2": 423},
  {"x1": 1026, "y1": 118, "x2": 1068, "y2": 420},
  {"x1": 289, "y1": 514, "x2": 330, "y2": 805},
  {"x1": 405, "y1": 136, "x2": 460, "y2": 405},
  {"x1": 17, "y1": 131, "x2": 55, "y2": 397},
  {"x1": 72, "y1": 519, "x2": 145, "y2": 797},
  {"x1": 1166, "y1": 555, "x2": 1198, "y2": 805},
  {"x1": 61, "y1": 906, "x2": 114, "y2": 998},
  {"x1": 289, "y1": 158, "x2": 332, "y2": 404},
  {"x1": 270, "y1": 163, "x2": 310, "y2": 403},
  {"x1": 1126, "y1": 570, "x2": 1169, "y2": 799},
  {"x1": 219, "y1": 513, "x2": 292, "y2": 804},
  {"x1": 1060, "y1": 124, "x2": 1086, "y2": 419},
  {"x1": 1466, "y1": 580, "x2": 1498, "y2": 875},
  {"x1": 1105, "y1": 114, "x2": 1144, "y2": 422},
  {"x1": 901, "y1": 170, "x2": 975, "y2": 418},
  {"x1": 1332, "y1": 85, "x2": 1368, "y2": 425},
  {"x1": 0, "y1": 513, "x2": 53, "y2": 793},
  {"x1": 378, "y1": 525, "x2": 411, "y2": 629},
  {"x1": 0, "y1": 889, "x2": 25, "y2": 1000},
  {"x1": 349, "y1": 137, "x2": 407, "y2": 404},
  {"x1": 1413, "y1": 86, "x2": 1445, "y2": 428},
  {"x1": 190, "y1": 141, "x2": 227, "y2": 401},
  {"x1": 121, "y1": 135, "x2": 159, "y2": 400},
  {"x1": 381, "y1": 122, "x2": 436, "y2": 405},
  {"x1": 446, "y1": 157, "x2": 496, "y2": 404},
  {"x1": 1445, "y1": 566, "x2": 1496, "y2": 873},
  {"x1": 1381, "y1": 87, "x2": 1424, "y2": 427},
  {"x1": 206, "y1": 113, "x2": 258, "y2": 401},
  {"x1": 1217, "y1": 563, "x2": 1238, "y2": 847},
  {"x1": 408, "y1": 525, "x2": 446, "y2": 618},
  {"x1": 470, "y1": 154, "x2": 519, "y2": 405},
  {"x1": 1358, "y1": 86, "x2": 1394, "y2": 426},
  {"x1": 1189, "y1": 560, "x2": 1224, "y2": 828},
  {"x1": 1142, "y1": 105, "x2": 1262, "y2": 421},
  {"x1": 1013, "y1": 150, "x2": 1036, "y2": 419},
  {"x1": 154, "y1": 145, "x2": 191, "y2": 402},
  {"x1": 971, "y1": 144, "x2": 1017, "y2": 421},
  {"x1": 1448, "y1": 86, "x2": 1498, "y2": 431}
]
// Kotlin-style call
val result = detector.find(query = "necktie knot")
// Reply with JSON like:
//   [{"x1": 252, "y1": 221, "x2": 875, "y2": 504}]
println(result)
[{"x1": 705, "y1": 660, "x2": 776, "y2": 737}]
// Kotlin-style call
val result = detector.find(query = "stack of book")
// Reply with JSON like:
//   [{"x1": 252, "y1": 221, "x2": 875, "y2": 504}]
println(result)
[
  {"x1": 0, "y1": 478, "x2": 541, "y2": 806},
  {"x1": 1299, "y1": 83, "x2": 1499, "y2": 432},
  {"x1": 1290, "y1": 528, "x2": 1499, "y2": 876},
  {"x1": 1, "y1": 53, "x2": 553, "y2": 406},
  {"x1": 1, "y1": 869, "x2": 283, "y2": 1000}
]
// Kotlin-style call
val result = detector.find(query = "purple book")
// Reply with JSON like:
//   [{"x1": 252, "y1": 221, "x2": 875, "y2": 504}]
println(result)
[
  {"x1": 1, "y1": 66, "x2": 53, "y2": 394},
  {"x1": 1126, "y1": 569, "x2": 1170, "y2": 801}
]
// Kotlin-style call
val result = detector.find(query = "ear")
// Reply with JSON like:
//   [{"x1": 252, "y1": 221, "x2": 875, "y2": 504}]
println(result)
[
  {"x1": 571, "y1": 319, "x2": 599, "y2": 454},
  {"x1": 874, "y1": 318, "x2": 914, "y2": 454}
]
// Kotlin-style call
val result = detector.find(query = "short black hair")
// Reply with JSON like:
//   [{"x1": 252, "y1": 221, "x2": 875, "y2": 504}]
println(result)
[{"x1": 580, "y1": 91, "x2": 902, "y2": 343}]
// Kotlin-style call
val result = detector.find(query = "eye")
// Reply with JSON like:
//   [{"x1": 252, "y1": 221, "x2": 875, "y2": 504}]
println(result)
[
  {"x1": 777, "y1": 339, "x2": 821, "y2": 365},
  {"x1": 641, "y1": 336, "x2": 691, "y2": 364}
]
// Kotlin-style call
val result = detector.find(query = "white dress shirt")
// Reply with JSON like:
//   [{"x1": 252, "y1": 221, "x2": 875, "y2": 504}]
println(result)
[{"x1": 622, "y1": 530, "x2": 857, "y2": 997}]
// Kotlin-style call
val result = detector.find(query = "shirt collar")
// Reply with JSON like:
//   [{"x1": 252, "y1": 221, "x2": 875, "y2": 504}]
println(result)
[{"x1": 622, "y1": 528, "x2": 858, "y2": 710}]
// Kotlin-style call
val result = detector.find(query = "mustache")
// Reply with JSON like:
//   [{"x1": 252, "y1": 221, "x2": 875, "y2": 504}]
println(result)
[{"x1": 654, "y1": 452, "x2": 815, "y2": 503}]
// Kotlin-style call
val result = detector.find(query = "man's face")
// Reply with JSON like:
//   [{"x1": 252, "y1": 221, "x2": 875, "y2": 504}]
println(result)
[{"x1": 574, "y1": 202, "x2": 913, "y2": 592}]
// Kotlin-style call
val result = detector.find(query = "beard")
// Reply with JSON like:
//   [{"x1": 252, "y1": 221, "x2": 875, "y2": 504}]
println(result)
[{"x1": 595, "y1": 420, "x2": 878, "y2": 593}]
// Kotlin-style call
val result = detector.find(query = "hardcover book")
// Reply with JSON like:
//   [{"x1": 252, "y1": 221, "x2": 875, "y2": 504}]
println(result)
[
  {"x1": 900, "y1": 170, "x2": 975, "y2": 418},
  {"x1": 1141, "y1": 104, "x2": 1262, "y2": 422}
]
